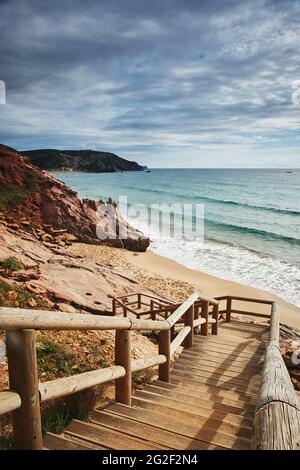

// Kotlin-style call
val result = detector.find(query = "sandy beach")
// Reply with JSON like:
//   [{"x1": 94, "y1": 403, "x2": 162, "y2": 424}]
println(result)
[{"x1": 70, "y1": 244, "x2": 300, "y2": 329}]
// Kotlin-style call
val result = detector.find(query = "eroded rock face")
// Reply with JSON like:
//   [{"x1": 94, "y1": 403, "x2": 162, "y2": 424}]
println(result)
[
  {"x1": 0, "y1": 144, "x2": 149, "y2": 251},
  {"x1": 22, "y1": 148, "x2": 145, "y2": 172},
  {"x1": 0, "y1": 225, "x2": 151, "y2": 314}
]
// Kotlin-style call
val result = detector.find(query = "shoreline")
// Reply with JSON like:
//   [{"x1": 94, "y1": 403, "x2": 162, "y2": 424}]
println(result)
[{"x1": 70, "y1": 244, "x2": 300, "y2": 329}]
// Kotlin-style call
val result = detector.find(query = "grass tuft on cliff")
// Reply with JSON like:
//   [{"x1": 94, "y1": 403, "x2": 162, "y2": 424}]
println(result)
[
  {"x1": 0, "y1": 277, "x2": 39, "y2": 308},
  {"x1": 0, "y1": 184, "x2": 31, "y2": 211},
  {"x1": 1, "y1": 257, "x2": 24, "y2": 271}
]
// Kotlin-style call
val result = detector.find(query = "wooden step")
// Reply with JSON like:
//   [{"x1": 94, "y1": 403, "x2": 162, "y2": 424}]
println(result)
[
  {"x1": 171, "y1": 371, "x2": 258, "y2": 396},
  {"x1": 181, "y1": 348, "x2": 264, "y2": 366},
  {"x1": 193, "y1": 337, "x2": 267, "y2": 351},
  {"x1": 143, "y1": 383, "x2": 254, "y2": 417},
  {"x1": 196, "y1": 332, "x2": 266, "y2": 344},
  {"x1": 168, "y1": 378, "x2": 256, "y2": 404},
  {"x1": 91, "y1": 410, "x2": 221, "y2": 450},
  {"x1": 177, "y1": 355, "x2": 262, "y2": 376},
  {"x1": 180, "y1": 349, "x2": 264, "y2": 370},
  {"x1": 105, "y1": 401, "x2": 251, "y2": 450},
  {"x1": 220, "y1": 324, "x2": 269, "y2": 336},
  {"x1": 131, "y1": 394, "x2": 252, "y2": 439},
  {"x1": 173, "y1": 361, "x2": 261, "y2": 383},
  {"x1": 153, "y1": 380, "x2": 256, "y2": 411},
  {"x1": 139, "y1": 386, "x2": 253, "y2": 426},
  {"x1": 218, "y1": 329, "x2": 267, "y2": 339},
  {"x1": 172, "y1": 366, "x2": 259, "y2": 396},
  {"x1": 64, "y1": 419, "x2": 168, "y2": 450},
  {"x1": 190, "y1": 343, "x2": 265, "y2": 359},
  {"x1": 221, "y1": 320, "x2": 268, "y2": 330},
  {"x1": 194, "y1": 335, "x2": 264, "y2": 348},
  {"x1": 43, "y1": 432, "x2": 105, "y2": 450},
  {"x1": 180, "y1": 348, "x2": 263, "y2": 364}
]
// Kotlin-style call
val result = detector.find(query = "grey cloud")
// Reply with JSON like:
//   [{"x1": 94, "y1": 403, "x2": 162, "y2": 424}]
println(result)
[{"x1": 0, "y1": 0, "x2": 300, "y2": 166}]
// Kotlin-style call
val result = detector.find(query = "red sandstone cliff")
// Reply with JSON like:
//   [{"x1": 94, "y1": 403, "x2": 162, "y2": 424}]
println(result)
[{"x1": 0, "y1": 144, "x2": 149, "y2": 251}]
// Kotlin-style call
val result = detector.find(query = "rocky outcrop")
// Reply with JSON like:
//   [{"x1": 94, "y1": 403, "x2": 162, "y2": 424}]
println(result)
[
  {"x1": 22, "y1": 148, "x2": 146, "y2": 172},
  {"x1": 280, "y1": 324, "x2": 300, "y2": 392},
  {"x1": 0, "y1": 224, "x2": 153, "y2": 313},
  {"x1": 0, "y1": 144, "x2": 149, "y2": 251}
]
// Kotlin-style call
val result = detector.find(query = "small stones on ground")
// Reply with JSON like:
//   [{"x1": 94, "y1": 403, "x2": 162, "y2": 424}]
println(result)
[
  {"x1": 27, "y1": 298, "x2": 37, "y2": 307},
  {"x1": 7, "y1": 290, "x2": 18, "y2": 300},
  {"x1": 41, "y1": 233, "x2": 53, "y2": 242},
  {"x1": 55, "y1": 303, "x2": 77, "y2": 313},
  {"x1": 7, "y1": 223, "x2": 18, "y2": 230}
]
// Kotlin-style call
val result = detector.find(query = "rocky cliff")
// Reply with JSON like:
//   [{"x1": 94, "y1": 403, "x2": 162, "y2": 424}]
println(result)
[
  {"x1": 22, "y1": 148, "x2": 146, "y2": 172},
  {"x1": 0, "y1": 144, "x2": 149, "y2": 251}
]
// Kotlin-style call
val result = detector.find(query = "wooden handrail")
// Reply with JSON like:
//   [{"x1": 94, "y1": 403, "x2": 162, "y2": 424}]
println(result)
[
  {"x1": 0, "y1": 308, "x2": 169, "y2": 331},
  {"x1": 114, "y1": 292, "x2": 172, "y2": 304},
  {"x1": 226, "y1": 295, "x2": 273, "y2": 305},
  {"x1": 112, "y1": 298, "x2": 141, "y2": 316},
  {"x1": 39, "y1": 366, "x2": 126, "y2": 402},
  {"x1": 170, "y1": 326, "x2": 191, "y2": 356},
  {"x1": 131, "y1": 354, "x2": 166, "y2": 372},
  {"x1": 2, "y1": 293, "x2": 297, "y2": 450},
  {"x1": 196, "y1": 294, "x2": 219, "y2": 306},
  {"x1": 253, "y1": 303, "x2": 300, "y2": 450},
  {"x1": 0, "y1": 391, "x2": 21, "y2": 416},
  {"x1": 215, "y1": 295, "x2": 273, "y2": 305},
  {"x1": 166, "y1": 293, "x2": 199, "y2": 327},
  {"x1": 230, "y1": 309, "x2": 270, "y2": 319},
  {"x1": 219, "y1": 295, "x2": 273, "y2": 322},
  {"x1": 0, "y1": 292, "x2": 220, "y2": 449}
]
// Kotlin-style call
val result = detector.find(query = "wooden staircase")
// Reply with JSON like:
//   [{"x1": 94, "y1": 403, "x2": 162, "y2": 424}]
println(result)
[
  {"x1": 43, "y1": 321, "x2": 269, "y2": 450},
  {"x1": 2, "y1": 294, "x2": 299, "y2": 450}
]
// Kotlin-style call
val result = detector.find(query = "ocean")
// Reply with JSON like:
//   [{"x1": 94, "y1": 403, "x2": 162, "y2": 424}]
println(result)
[{"x1": 53, "y1": 168, "x2": 300, "y2": 308}]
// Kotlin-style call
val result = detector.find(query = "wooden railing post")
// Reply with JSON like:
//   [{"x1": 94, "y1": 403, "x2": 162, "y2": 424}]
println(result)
[
  {"x1": 226, "y1": 297, "x2": 232, "y2": 322},
  {"x1": 194, "y1": 304, "x2": 200, "y2": 334},
  {"x1": 137, "y1": 293, "x2": 141, "y2": 309},
  {"x1": 150, "y1": 300, "x2": 156, "y2": 320},
  {"x1": 112, "y1": 297, "x2": 116, "y2": 316},
  {"x1": 6, "y1": 329, "x2": 43, "y2": 450},
  {"x1": 184, "y1": 305, "x2": 194, "y2": 347},
  {"x1": 200, "y1": 301, "x2": 209, "y2": 336},
  {"x1": 159, "y1": 329, "x2": 171, "y2": 382},
  {"x1": 212, "y1": 304, "x2": 219, "y2": 335},
  {"x1": 115, "y1": 330, "x2": 131, "y2": 406}
]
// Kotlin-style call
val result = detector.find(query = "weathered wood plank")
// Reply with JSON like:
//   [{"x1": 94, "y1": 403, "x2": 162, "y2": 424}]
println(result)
[
  {"x1": 253, "y1": 302, "x2": 300, "y2": 450},
  {"x1": 106, "y1": 402, "x2": 250, "y2": 450},
  {"x1": 253, "y1": 402, "x2": 300, "y2": 450},
  {"x1": 146, "y1": 383, "x2": 254, "y2": 415},
  {"x1": 131, "y1": 354, "x2": 166, "y2": 372},
  {"x1": 65, "y1": 419, "x2": 169, "y2": 450},
  {"x1": 115, "y1": 330, "x2": 131, "y2": 406},
  {"x1": 40, "y1": 366, "x2": 125, "y2": 402},
  {"x1": 170, "y1": 326, "x2": 191, "y2": 355},
  {"x1": 0, "y1": 309, "x2": 169, "y2": 331},
  {"x1": 134, "y1": 388, "x2": 253, "y2": 429},
  {"x1": 166, "y1": 293, "x2": 199, "y2": 327},
  {"x1": 91, "y1": 410, "x2": 221, "y2": 450},
  {"x1": 6, "y1": 329, "x2": 43, "y2": 450},
  {"x1": 0, "y1": 391, "x2": 21, "y2": 416},
  {"x1": 159, "y1": 329, "x2": 171, "y2": 382}
]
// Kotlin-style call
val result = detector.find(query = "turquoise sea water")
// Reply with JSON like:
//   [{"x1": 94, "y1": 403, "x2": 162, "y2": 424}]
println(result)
[{"x1": 53, "y1": 169, "x2": 300, "y2": 307}]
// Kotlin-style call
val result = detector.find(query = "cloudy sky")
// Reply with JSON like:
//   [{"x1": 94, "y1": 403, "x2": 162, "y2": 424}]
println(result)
[{"x1": 0, "y1": 0, "x2": 300, "y2": 167}]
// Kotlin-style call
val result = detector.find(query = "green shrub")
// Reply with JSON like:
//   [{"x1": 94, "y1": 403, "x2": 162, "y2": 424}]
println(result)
[
  {"x1": 37, "y1": 339, "x2": 77, "y2": 375},
  {"x1": 1, "y1": 256, "x2": 24, "y2": 271},
  {"x1": 0, "y1": 184, "x2": 30, "y2": 210}
]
